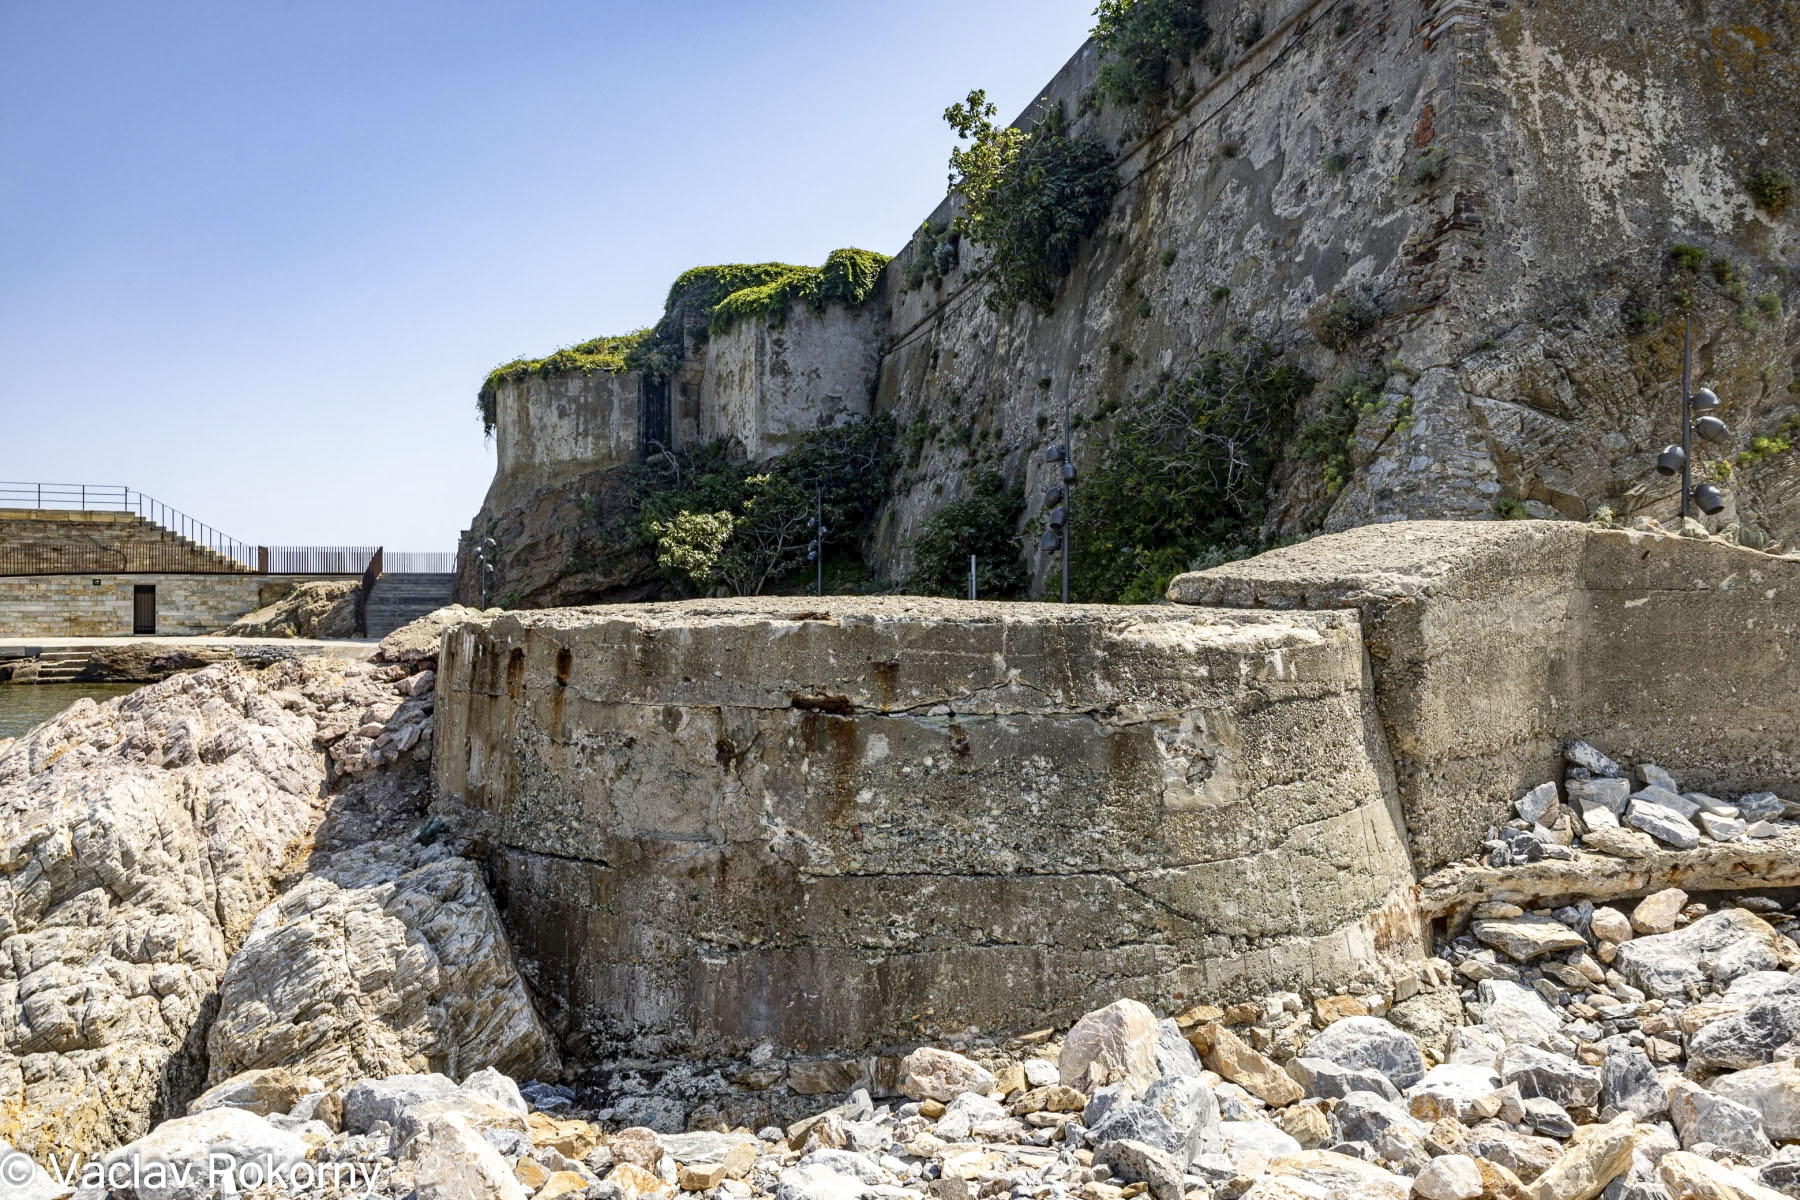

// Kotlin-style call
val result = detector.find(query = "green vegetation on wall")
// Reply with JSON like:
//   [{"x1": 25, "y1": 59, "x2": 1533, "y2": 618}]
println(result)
[
  {"x1": 902, "y1": 221, "x2": 962, "y2": 291},
  {"x1": 476, "y1": 251, "x2": 890, "y2": 434},
  {"x1": 906, "y1": 471, "x2": 1028, "y2": 598},
  {"x1": 1745, "y1": 166, "x2": 1794, "y2": 218},
  {"x1": 636, "y1": 417, "x2": 896, "y2": 597},
  {"x1": 1091, "y1": 0, "x2": 1212, "y2": 110},
  {"x1": 944, "y1": 90, "x2": 1117, "y2": 314},
  {"x1": 477, "y1": 330, "x2": 651, "y2": 436},
  {"x1": 709, "y1": 249, "x2": 891, "y2": 334},
  {"x1": 1073, "y1": 344, "x2": 1315, "y2": 603}
]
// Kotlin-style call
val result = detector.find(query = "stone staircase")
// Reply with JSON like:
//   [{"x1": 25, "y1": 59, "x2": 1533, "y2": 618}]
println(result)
[
  {"x1": 0, "y1": 509, "x2": 250, "y2": 573},
  {"x1": 364, "y1": 573, "x2": 455, "y2": 639},
  {"x1": 27, "y1": 650, "x2": 89, "y2": 683}
]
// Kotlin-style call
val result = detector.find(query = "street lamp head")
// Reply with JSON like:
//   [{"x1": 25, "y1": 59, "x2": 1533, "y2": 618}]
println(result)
[
  {"x1": 1691, "y1": 387, "x2": 1722, "y2": 413},
  {"x1": 1694, "y1": 415, "x2": 1732, "y2": 444},
  {"x1": 1061, "y1": 461, "x2": 1077, "y2": 483},
  {"x1": 1043, "y1": 485, "x2": 1064, "y2": 507},
  {"x1": 1655, "y1": 445, "x2": 1687, "y2": 476},
  {"x1": 1044, "y1": 444, "x2": 1067, "y2": 464},
  {"x1": 1693, "y1": 483, "x2": 1726, "y2": 516},
  {"x1": 1038, "y1": 529, "x2": 1061, "y2": 552},
  {"x1": 1048, "y1": 505, "x2": 1067, "y2": 529}
]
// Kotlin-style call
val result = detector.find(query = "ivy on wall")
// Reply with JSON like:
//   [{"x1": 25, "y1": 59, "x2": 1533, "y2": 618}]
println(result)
[{"x1": 944, "y1": 91, "x2": 1117, "y2": 314}]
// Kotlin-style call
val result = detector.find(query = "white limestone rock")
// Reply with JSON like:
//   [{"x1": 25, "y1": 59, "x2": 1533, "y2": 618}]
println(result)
[{"x1": 207, "y1": 840, "x2": 558, "y2": 1091}]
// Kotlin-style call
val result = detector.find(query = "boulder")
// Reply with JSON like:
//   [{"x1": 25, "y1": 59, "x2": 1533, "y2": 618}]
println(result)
[
  {"x1": 1711, "y1": 1060, "x2": 1800, "y2": 1142},
  {"x1": 1522, "y1": 1111, "x2": 1637, "y2": 1200},
  {"x1": 774, "y1": 1149, "x2": 885, "y2": 1200},
  {"x1": 1285, "y1": 1056, "x2": 1400, "y2": 1102},
  {"x1": 1688, "y1": 994, "x2": 1800, "y2": 1072},
  {"x1": 219, "y1": 580, "x2": 360, "y2": 639},
  {"x1": 1614, "y1": 910, "x2": 1782, "y2": 1001},
  {"x1": 1414, "y1": 1153, "x2": 1485, "y2": 1200},
  {"x1": 1140, "y1": 1075, "x2": 1223, "y2": 1161},
  {"x1": 1658, "y1": 1150, "x2": 1791, "y2": 1200},
  {"x1": 403, "y1": 1110, "x2": 529, "y2": 1200},
  {"x1": 899, "y1": 1047, "x2": 996, "y2": 1102},
  {"x1": 1386, "y1": 988, "x2": 1465, "y2": 1059},
  {"x1": 207, "y1": 841, "x2": 557, "y2": 1091},
  {"x1": 377, "y1": 605, "x2": 487, "y2": 666},
  {"x1": 1599, "y1": 1048, "x2": 1666, "y2": 1119},
  {"x1": 1406, "y1": 1063, "x2": 1503, "y2": 1123},
  {"x1": 1625, "y1": 799, "x2": 1701, "y2": 849},
  {"x1": 1060, "y1": 999, "x2": 1161, "y2": 1097},
  {"x1": 1630, "y1": 890, "x2": 1688, "y2": 936},
  {"x1": 1669, "y1": 1080, "x2": 1774, "y2": 1160},
  {"x1": 1266, "y1": 1149, "x2": 1409, "y2": 1198},
  {"x1": 185, "y1": 1068, "x2": 319, "y2": 1117},
  {"x1": 1301, "y1": 1016, "x2": 1425, "y2": 1089},
  {"x1": 97, "y1": 1108, "x2": 310, "y2": 1200},
  {"x1": 1094, "y1": 1138, "x2": 1185, "y2": 1200},
  {"x1": 1154, "y1": 1017, "x2": 1201, "y2": 1079},
  {"x1": 1477, "y1": 979, "x2": 1566, "y2": 1046},
  {"x1": 1195, "y1": 1024, "x2": 1304, "y2": 1106},
  {"x1": 1500, "y1": 1045, "x2": 1602, "y2": 1109}
]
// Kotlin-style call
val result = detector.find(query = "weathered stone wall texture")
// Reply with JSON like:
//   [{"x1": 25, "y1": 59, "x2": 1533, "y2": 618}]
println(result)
[
  {"x1": 433, "y1": 598, "x2": 1420, "y2": 1057},
  {"x1": 1169, "y1": 521, "x2": 1800, "y2": 870},
  {"x1": 0, "y1": 574, "x2": 353, "y2": 637}
]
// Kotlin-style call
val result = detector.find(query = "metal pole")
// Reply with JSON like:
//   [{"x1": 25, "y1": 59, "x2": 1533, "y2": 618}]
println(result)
[
  {"x1": 968, "y1": 554, "x2": 977, "y2": 601},
  {"x1": 1681, "y1": 314, "x2": 1693, "y2": 522},
  {"x1": 815, "y1": 489, "x2": 824, "y2": 597},
  {"x1": 1061, "y1": 393, "x2": 1072, "y2": 604}
]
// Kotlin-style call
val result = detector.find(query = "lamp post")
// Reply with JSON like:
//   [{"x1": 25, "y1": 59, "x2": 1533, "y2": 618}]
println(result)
[
  {"x1": 1037, "y1": 395, "x2": 1075, "y2": 603},
  {"x1": 475, "y1": 537, "x2": 498, "y2": 608},
  {"x1": 1654, "y1": 314, "x2": 1732, "y2": 519},
  {"x1": 806, "y1": 489, "x2": 827, "y2": 597}
]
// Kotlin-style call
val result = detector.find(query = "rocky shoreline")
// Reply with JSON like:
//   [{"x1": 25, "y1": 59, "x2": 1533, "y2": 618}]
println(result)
[{"x1": 5, "y1": 609, "x2": 1800, "y2": 1199}]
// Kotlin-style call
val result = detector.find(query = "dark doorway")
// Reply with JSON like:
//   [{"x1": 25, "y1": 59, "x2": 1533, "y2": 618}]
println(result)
[
  {"x1": 640, "y1": 374, "x2": 670, "y2": 458},
  {"x1": 132, "y1": 585, "x2": 156, "y2": 634}
]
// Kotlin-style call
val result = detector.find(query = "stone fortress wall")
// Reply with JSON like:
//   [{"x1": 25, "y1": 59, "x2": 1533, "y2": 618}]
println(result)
[
  {"x1": 469, "y1": 0, "x2": 1798, "y2": 600},
  {"x1": 432, "y1": 521, "x2": 1800, "y2": 1059}
]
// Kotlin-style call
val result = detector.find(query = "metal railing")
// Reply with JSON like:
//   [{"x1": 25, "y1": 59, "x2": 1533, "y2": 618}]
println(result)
[
  {"x1": 1, "y1": 481, "x2": 258, "y2": 571},
  {"x1": 383, "y1": 551, "x2": 458, "y2": 573},
  {"x1": 262, "y1": 546, "x2": 381, "y2": 574},
  {"x1": 0, "y1": 483, "x2": 390, "y2": 579}
]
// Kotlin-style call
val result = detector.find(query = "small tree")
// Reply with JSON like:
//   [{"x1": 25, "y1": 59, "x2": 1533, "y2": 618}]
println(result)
[{"x1": 945, "y1": 91, "x2": 1117, "y2": 314}]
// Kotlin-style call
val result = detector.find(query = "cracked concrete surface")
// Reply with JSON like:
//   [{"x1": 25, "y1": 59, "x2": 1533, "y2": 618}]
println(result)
[{"x1": 433, "y1": 598, "x2": 1419, "y2": 1057}]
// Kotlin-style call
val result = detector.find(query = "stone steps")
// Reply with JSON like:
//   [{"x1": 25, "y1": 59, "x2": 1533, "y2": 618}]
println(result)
[
  {"x1": 365, "y1": 574, "x2": 455, "y2": 639},
  {"x1": 31, "y1": 650, "x2": 90, "y2": 683}
]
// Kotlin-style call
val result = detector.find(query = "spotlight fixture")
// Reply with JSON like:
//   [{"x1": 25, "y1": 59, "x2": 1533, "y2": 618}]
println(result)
[{"x1": 1647, "y1": 314, "x2": 1737, "y2": 523}]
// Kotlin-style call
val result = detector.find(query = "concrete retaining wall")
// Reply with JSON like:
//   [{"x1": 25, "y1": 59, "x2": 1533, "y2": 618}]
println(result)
[
  {"x1": 433, "y1": 598, "x2": 1420, "y2": 1057},
  {"x1": 1169, "y1": 521, "x2": 1800, "y2": 870},
  {"x1": 0, "y1": 574, "x2": 355, "y2": 637}
]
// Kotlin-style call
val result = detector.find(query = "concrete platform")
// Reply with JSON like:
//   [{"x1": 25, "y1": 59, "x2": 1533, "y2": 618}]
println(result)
[{"x1": 0, "y1": 635, "x2": 375, "y2": 683}]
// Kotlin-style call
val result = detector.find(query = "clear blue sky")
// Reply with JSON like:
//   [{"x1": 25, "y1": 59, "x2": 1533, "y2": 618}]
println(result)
[{"x1": 0, "y1": 1, "x2": 1096, "y2": 551}]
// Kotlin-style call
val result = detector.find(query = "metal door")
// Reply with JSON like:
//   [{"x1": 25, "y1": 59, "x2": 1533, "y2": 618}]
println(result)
[{"x1": 133, "y1": 585, "x2": 156, "y2": 634}]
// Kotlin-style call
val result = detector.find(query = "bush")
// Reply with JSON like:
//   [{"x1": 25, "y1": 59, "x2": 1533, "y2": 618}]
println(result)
[
  {"x1": 1669, "y1": 243, "x2": 1708, "y2": 272},
  {"x1": 1091, "y1": 0, "x2": 1212, "y2": 110},
  {"x1": 945, "y1": 91, "x2": 1118, "y2": 314},
  {"x1": 1746, "y1": 166, "x2": 1794, "y2": 218},
  {"x1": 907, "y1": 472, "x2": 1028, "y2": 598},
  {"x1": 637, "y1": 417, "x2": 896, "y2": 596},
  {"x1": 1072, "y1": 344, "x2": 1315, "y2": 603},
  {"x1": 1316, "y1": 292, "x2": 1382, "y2": 351}
]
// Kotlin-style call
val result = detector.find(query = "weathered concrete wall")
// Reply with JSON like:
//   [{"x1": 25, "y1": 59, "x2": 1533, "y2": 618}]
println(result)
[
  {"x1": 487, "y1": 369, "x2": 643, "y2": 511},
  {"x1": 1169, "y1": 520, "x2": 1800, "y2": 870},
  {"x1": 433, "y1": 598, "x2": 1420, "y2": 1056},
  {"x1": 0, "y1": 574, "x2": 354, "y2": 637},
  {"x1": 698, "y1": 303, "x2": 883, "y2": 460}
]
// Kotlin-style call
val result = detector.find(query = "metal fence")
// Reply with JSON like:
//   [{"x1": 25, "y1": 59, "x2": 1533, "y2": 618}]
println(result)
[
  {"x1": 262, "y1": 546, "x2": 380, "y2": 574},
  {"x1": 383, "y1": 552, "x2": 458, "y2": 573}
]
